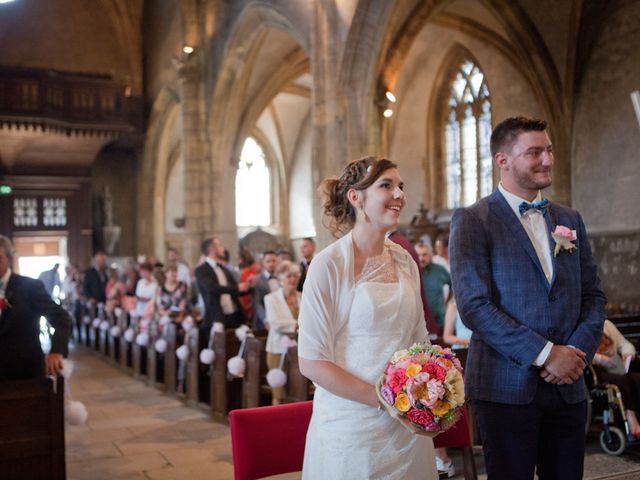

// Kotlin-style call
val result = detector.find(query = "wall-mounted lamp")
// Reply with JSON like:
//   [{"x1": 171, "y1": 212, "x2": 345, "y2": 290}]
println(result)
[
  {"x1": 380, "y1": 90, "x2": 397, "y2": 119},
  {"x1": 183, "y1": 45, "x2": 194, "y2": 55}
]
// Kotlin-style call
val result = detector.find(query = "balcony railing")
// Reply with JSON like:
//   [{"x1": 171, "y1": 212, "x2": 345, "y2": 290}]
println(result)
[{"x1": 0, "y1": 66, "x2": 140, "y2": 135}]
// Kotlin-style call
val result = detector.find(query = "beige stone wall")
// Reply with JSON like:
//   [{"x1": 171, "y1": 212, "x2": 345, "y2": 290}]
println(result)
[
  {"x1": 572, "y1": 0, "x2": 640, "y2": 233},
  {"x1": 133, "y1": 0, "x2": 638, "y2": 272}
]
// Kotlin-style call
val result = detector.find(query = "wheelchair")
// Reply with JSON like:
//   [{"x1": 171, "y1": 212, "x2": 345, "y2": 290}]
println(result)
[{"x1": 584, "y1": 365, "x2": 640, "y2": 455}]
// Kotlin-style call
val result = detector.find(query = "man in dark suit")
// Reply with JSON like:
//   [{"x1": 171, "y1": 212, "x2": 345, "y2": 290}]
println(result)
[
  {"x1": 0, "y1": 235, "x2": 72, "y2": 381},
  {"x1": 252, "y1": 250, "x2": 278, "y2": 330},
  {"x1": 195, "y1": 237, "x2": 253, "y2": 330},
  {"x1": 297, "y1": 237, "x2": 315, "y2": 292},
  {"x1": 82, "y1": 250, "x2": 108, "y2": 307},
  {"x1": 450, "y1": 117, "x2": 606, "y2": 479}
]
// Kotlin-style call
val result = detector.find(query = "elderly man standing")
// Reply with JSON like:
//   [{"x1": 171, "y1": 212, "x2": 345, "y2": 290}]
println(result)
[
  {"x1": 416, "y1": 242, "x2": 451, "y2": 332},
  {"x1": 0, "y1": 235, "x2": 72, "y2": 381}
]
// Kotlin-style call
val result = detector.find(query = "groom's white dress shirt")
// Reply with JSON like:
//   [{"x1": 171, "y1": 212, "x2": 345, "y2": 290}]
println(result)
[{"x1": 498, "y1": 183, "x2": 554, "y2": 366}]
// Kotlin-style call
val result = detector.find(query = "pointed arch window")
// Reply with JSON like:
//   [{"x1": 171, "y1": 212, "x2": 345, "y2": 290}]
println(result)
[
  {"x1": 444, "y1": 60, "x2": 492, "y2": 209},
  {"x1": 236, "y1": 137, "x2": 271, "y2": 226}
]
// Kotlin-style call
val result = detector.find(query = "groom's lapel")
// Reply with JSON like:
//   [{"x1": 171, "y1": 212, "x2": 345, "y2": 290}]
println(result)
[
  {"x1": 545, "y1": 204, "x2": 559, "y2": 287},
  {"x1": 489, "y1": 192, "x2": 547, "y2": 280}
]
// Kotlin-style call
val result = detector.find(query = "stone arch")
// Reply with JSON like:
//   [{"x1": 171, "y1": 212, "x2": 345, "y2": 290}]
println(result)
[
  {"x1": 138, "y1": 87, "x2": 181, "y2": 257},
  {"x1": 206, "y1": 2, "x2": 313, "y2": 248}
]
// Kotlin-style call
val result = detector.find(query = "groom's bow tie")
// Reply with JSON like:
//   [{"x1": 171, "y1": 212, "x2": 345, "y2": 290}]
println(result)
[{"x1": 519, "y1": 198, "x2": 549, "y2": 216}]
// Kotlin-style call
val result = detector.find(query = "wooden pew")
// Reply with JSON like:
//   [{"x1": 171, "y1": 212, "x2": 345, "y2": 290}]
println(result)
[
  {"x1": 98, "y1": 310, "x2": 110, "y2": 358},
  {"x1": 83, "y1": 303, "x2": 95, "y2": 348},
  {"x1": 131, "y1": 317, "x2": 148, "y2": 378},
  {"x1": 211, "y1": 329, "x2": 243, "y2": 419},
  {"x1": 108, "y1": 308, "x2": 127, "y2": 365},
  {"x1": 0, "y1": 376, "x2": 65, "y2": 479},
  {"x1": 284, "y1": 345, "x2": 313, "y2": 403},
  {"x1": 610, "y1": 313, "x2": 640, "y2": 348},
  {"x1": 118, "y1": 312, "x2": 134, "y2": 372},
  {"x1": 185, "y1": 327, "x2": 202, "y2": 405},
  {"x1": 146, "y1": 317, "x2": 165, "y2": 388},
  {"x1": 242, "y1": 335, "x2": 270, "y2": 408},
  {"x1": 163, "y1": 321, "x2": 178, "y2": 394}
]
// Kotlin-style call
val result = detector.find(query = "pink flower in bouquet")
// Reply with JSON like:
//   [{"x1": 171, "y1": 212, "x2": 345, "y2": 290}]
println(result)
[
  {"x1": 421, "y1": 362, "x2": 446, "y2": 382},
  {"x1": 407, "y1": 408, "x2": 435, "y2": 428},
  {"x1": 380, "y1": 384, "x2": 395, "y2": 406},
  {"x1": 387, "y1": 368, "x2": 409, "y2": 394}
]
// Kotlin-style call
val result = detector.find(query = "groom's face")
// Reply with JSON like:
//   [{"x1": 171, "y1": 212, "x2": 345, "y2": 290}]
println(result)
[{"x1": 503, "y1": 130, "x2": 554, "y2": 193}]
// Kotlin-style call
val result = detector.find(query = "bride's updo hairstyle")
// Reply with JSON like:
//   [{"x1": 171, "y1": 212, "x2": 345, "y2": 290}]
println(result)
[{"x1": 322, "y1": 156, "x2": 397, "y2": 235}]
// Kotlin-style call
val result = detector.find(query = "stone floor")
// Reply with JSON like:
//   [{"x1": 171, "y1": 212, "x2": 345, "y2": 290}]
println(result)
[
  {"x1": 66, "y1": 348, "x2": 234, "y2": 480},
  {"x1": 66, "y1": 347, "x2": 640, "y2": 480}
]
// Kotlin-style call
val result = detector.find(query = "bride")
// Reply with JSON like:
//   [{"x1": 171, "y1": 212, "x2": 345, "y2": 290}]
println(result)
[{"x1": 298, "y1": 157, "x2": 437, "y2": 479}]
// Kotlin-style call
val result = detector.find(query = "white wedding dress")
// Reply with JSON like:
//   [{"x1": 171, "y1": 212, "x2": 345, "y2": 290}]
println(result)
[{"x1": 298, "y1": 235, "x2": 437, "y2": 480}]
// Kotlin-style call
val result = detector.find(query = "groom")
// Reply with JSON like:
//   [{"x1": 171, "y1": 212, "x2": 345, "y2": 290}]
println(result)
[{"x1": 450, "y1": 116, "x2": 605, "y2": 479}]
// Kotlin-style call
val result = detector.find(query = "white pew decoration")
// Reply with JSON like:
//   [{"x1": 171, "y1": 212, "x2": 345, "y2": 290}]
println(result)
[
  {"x1": 200, "y1": 322, "x2": 224, "y2": 365},
  {"x1": 266, "y1": 337, "x2": 298, "y2": 388},
  {"x1": 60, "y1": 359, "x2": 88, "y2": 426}
]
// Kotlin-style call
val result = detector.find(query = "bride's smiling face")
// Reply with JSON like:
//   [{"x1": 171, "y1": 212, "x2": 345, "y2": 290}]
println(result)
[{"x1": 352, "y1": 167, "x2": 406, "y2": 231}]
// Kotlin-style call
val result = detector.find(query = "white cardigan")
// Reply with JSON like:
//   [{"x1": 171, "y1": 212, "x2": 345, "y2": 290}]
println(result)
[
  {"x1": 297, "y1": 231, "x2": 425, "y2": 362},
  {"x1": 264, "y1": 288, "x2": 300, "y2": 354}
]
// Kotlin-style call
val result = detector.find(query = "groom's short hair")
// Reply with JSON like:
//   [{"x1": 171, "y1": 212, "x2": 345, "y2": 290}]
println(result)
[{"x1": 490, "y1": 116, "x2": 548, "y2": 159}]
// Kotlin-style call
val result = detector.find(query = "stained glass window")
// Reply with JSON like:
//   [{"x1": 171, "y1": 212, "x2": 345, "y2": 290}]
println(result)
[
  {"x1": 236, "y1": 137, "x2": 271, "y2": 227},
  {"x1": 445, "y1": 60, "x2": 492, "y2": 208}
]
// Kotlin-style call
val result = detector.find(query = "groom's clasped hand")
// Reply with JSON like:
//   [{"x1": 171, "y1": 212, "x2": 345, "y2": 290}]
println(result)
[{"x1": 540, "y1": 345, "x2": 587, "y2": 385}]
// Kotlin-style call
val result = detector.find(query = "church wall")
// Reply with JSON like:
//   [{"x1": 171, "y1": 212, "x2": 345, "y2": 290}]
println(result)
[
  {"x1": 572, "y1": 0, "x2": 640, "y2": 233},
  {"x1": 389, "y1": 22, "x2": 544, "y2": 227},
  {"x1": 91, "y1": 145, "x2": 139, "y2": 257},
  {"x1": 143, "y1": 0, "x2": 182, "y2": 104}
]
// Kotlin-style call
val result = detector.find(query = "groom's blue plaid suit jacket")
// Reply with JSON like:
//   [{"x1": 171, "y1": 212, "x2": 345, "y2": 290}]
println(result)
[{"x1": 450, "y1": 190, "x2": 606, "y2": 405}]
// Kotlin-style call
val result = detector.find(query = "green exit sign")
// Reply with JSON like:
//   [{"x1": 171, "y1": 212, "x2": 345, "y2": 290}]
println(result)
[{"x1": 0, "y1": 185, "x2": 12, "y2": 195}]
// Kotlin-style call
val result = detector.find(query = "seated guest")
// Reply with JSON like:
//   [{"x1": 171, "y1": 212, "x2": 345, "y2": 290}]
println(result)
[
  {"x1": 253, "y1": 250, "x2": 279, "y2": 331},
  {"x1": 166, "y1": 247, "x2": 191, "y2": 287},
  {"x1": 276, "y1": 248, "x2": 291, "y2": 266},
  {"x1": 123, "y1": 260, "x2": 140, "y2": 296},
  {"x1": 0, "y1": 235, "x2": 72, "y2": 380},
  {"x1": 264, "y1": 261, "x2": 301, "y2": 405},
  {"x1": 135, "y1": 262, "x2": 158, "y2": 318},
  {"x1": 238, "y1": 249, "x2": 259, "y2": 321},
  {"x1": 593, "y1": 319, "x2": 640, "y2": 436},
  {"x1": 157, "y1": 264, "x2": 188, "y2": 319},
  {"x1": 105, "y1": 267, "x2": 126, "y2": 313},
  {"x1": 297, "y1": 237, "x2": 315, "y2": 292},
  {"x1": 442, "y1": 299, "x2": 472, "y2": 350}
]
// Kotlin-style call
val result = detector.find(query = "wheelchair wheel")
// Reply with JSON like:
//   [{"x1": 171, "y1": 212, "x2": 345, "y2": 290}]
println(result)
[{"x1": 600, "y1": 426, "x2": 626, "y2": 455}]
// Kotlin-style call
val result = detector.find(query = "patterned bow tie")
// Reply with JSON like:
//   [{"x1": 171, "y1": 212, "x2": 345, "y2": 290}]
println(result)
[{"x1": 519, "y1": 198, "x2": 549, "y2": 216}]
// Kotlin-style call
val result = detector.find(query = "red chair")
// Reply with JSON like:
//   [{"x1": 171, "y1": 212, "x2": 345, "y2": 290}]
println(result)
[
  {"x1": 229, "y1": 400, "x2": 313, "y2": 480},
  {"x1": 433, "y1": 405, "x2": 478, "y2": 480}
]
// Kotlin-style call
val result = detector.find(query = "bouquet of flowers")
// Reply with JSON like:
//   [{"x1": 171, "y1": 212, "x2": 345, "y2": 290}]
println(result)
[{"x1": 376, "y1": 343, "x2": 465, "y2": 435}]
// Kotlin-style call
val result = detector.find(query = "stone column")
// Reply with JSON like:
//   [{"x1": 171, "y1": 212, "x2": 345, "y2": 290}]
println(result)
[
  {"x1": 176, "y1": 52, "x2": 212, "y2": 266},
  {"x1": 310, "y1": 0, "x2": 351, "y2": 248}
]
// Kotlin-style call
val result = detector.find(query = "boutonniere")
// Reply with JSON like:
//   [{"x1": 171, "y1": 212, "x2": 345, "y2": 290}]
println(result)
[
  {"x1": 0, "y1": 297, "x2": 12, "y2": 311},
  {"x1": 551, "y1": 225, "x2": 577, "y2": 256}
]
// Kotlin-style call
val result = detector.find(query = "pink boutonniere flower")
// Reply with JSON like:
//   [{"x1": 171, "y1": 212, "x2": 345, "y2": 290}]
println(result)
[
  {"x1": 0, "y1": 297, "x2": 12, "y2": 311},
  {"x1": 552, "y1": 225, "x2": 577, "y2": 256}
]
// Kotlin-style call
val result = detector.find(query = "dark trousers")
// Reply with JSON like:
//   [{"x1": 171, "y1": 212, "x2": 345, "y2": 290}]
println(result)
[
  {"x1": 223, "y1": 311, "x2": 245, "y2": 329},
  {"x1": 472, "y1": 378, "x2": 586, "y2": 480}
]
